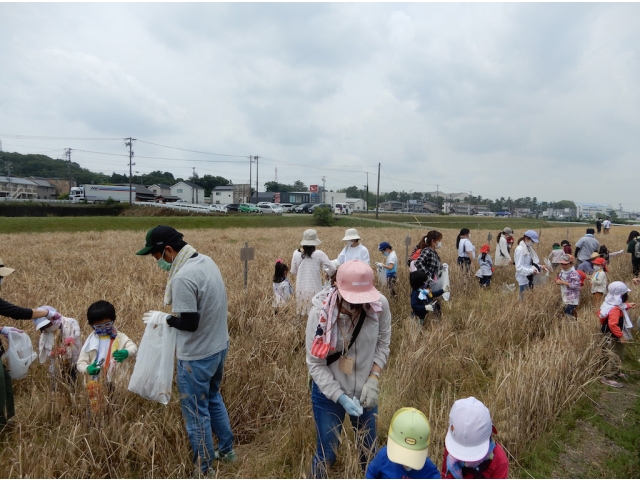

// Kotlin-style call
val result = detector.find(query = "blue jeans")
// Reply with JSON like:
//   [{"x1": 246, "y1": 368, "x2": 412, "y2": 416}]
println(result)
[
  {"x1": 177, "y1": 346, "x2": 234, "y2": 473},
  {"x1": 310, "y1": 382, "x2": 377, "y2": 478}
]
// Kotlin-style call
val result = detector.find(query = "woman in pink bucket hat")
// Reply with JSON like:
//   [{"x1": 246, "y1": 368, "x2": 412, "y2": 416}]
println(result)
[{"x1": 306, "y1": 260, "x2": 391, "y2": 478}]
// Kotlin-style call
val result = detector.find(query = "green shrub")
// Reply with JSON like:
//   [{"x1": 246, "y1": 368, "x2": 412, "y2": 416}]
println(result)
[{"x1": 313, "y1": 206, "x2": 335, "y2": 226}]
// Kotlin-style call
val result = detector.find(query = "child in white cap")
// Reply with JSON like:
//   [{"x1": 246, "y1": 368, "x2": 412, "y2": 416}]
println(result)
[
  {"x1": 366, "y1": 407, "x2": 440, "y2": 478},
  {"x1": 441, "y1": 397, "x2": 508, "y2": 479},
  {"x1": 34, "y1": 306, "x2": 81, "y2": 384},
  {"x1": 338, "y1": 228, "x2": 370, "y2": 265}
]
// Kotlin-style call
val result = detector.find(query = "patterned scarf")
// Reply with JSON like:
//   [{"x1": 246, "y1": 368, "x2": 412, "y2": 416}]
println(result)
[{"x1": 164, "y1": 244, "x2": 197, "y2": 305}]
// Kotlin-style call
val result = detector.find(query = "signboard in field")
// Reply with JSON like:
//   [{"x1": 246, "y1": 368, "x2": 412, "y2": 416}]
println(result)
[{"x1": 310, "y1": 185, "x2": 318, "y2": 193}]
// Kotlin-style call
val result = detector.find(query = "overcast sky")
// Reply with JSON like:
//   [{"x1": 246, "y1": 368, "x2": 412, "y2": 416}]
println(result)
[{"x1": 1, "y1": 3, "x2": 639, "y2": 209}]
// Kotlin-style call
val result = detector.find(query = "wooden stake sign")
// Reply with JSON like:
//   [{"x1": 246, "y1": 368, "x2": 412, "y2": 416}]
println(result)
[{"x1": 240, "y1": 242, "x2": 255, "y2": 289}]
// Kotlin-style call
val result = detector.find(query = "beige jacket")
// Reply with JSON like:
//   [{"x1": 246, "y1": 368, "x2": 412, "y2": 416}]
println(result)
[{"x1": 77, "y1": 331, "x2": 137, "y2": 382}]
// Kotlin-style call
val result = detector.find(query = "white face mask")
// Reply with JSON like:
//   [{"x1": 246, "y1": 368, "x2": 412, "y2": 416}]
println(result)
[
  {"x1": 525, "y1": 240, "x2": 533, "y2": 247},
  {"x1": 594, "y1": 266, "x2": 602, "y2": 271},
  {"x1": 436, "y1": 241, "x2": 442, "y2": 249},
  {"x1": 346, "y1": 241, "x2": 354, "y2": 247}
]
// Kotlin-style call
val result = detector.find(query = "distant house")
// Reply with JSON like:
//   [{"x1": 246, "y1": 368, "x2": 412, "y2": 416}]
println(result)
[
  {"x1": 171, "y1": 181, "x2": 205, "y2": 204},
  {"x1": 422, "y1": 201, "x2": 440, "y2": 214},
  {"x1": 0, "y1": 176, "x2": 38, "y2": 199},
  {"x1": 135, "y1": 185, "x2": 157, "y2": 203},
  {"x1": 379, "y1": 201, "x2": 403, "y2": 211},
  {"x1": 212, "y1": 185, "x2": 234, "y2": 205},
  {"x1": 46, "y1": 178, "x2": 75, "y2": 196},
  {"x1": 29, "y1": 177, "x2": 57, "y2": 199},
  {"x1": 346, "y1": 197, "x2": 367, "y2": 211},
  {"x1": 149, "y1": 184, "x2": 172, "y2": 197}
]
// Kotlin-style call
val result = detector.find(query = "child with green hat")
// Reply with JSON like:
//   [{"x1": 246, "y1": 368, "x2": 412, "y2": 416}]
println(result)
[{"x1": 366, "y1": 407, "x2": 440, "y2": 478}]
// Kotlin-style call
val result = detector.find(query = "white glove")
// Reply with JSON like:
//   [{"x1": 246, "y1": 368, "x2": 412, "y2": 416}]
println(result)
[
  {"x1": 1, "y1": 326, "x2": 24, "y2": 336},
  {"x1": 442, "y1": 263, "x2": 449, "y2": 270},
  {"x1": 39, "y1": 306, "x2": 61, "y2": 321},
  {"x1": 425, "y1": 304, "x2": 434, "y2": 312},
  {"x1": 143, "y1": 311, "x2": 168, "y2": 326},
  {"x1": 359, "y1": 376, "x2": 379, "y2": 409},
  {"x1": 442, "y1": 292, "x2": 451, "y2": 302},
  {"x1": 375, "y1": 262, "x2": 383, "y2": 268}
]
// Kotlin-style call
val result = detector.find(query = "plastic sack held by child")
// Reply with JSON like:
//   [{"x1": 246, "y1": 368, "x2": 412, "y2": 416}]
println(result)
[{"x1": 128, "y1": 311, "x2": 177, "y2": 404}]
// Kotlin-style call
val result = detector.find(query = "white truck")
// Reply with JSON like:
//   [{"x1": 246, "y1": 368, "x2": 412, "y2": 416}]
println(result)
[{"x1": 69, "y1": 185, "x2": 134, "y2": 203}]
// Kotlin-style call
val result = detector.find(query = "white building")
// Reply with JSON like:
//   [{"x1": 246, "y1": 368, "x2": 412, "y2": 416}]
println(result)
[
  {"x1": 346, "y1": 197, "x2": 367, "y2": 211},
  {"x1": 211, "y1": 185, "x2": 234, "y2": 204},
  {"x1": 323, "y1": 192, "x2": 347, "y2": 206},
  {"x1": 171, "y1": 181, "x2": 205, "y2": 204},
  {"x1": 576, "y1": 202, "x2": 613, "y2": 218}
]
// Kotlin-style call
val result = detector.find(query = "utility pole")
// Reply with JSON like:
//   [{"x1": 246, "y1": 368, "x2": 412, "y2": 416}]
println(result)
[
  {"x1": 125, "y1": 137, "x2": 136, "y2": 205},
  {"x1": 375, "y1": 163, "x2": 381, "y2": 220},
  {"x1": 5, "y1": 160, "x2": 12, "y2": 198},
  {"x1": 436, "y1": 184, "x2": 439, "y2": 212},
  {"x1": 366, "y1": 172, "x2": 369, "y2": 211},
  {"x1": 321, "y1": 176, "x2": 326, "y2": 204},
  {"x1": 65, "y1": 148, "x2": 73, "y2": 194},
  {"x1": 192, "y1": 167, "x2": 196, "y2": 203},
  {"x1": 248, "y1": 156, "x2": 253, "y2": 203},
  {"x1": 253, "y1": 155, "x2": 260, "y2": 203}
]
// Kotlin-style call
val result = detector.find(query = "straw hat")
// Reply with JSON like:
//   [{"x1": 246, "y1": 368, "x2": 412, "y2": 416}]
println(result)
[{"x1": 0, "y1": 258, "x2": 15, "y2": 277}]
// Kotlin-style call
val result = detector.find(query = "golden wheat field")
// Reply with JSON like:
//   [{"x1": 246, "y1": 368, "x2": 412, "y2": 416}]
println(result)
[{"x1": 0, "y1": 224, "x2": 638, "y2": 478}]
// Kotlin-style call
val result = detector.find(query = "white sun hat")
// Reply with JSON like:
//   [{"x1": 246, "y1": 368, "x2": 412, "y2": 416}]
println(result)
[
  {"x1": 342, "y1": 228, "x2": 361, "y2": 241},
  {"x1": 300, "y1": 229, "x2": 321, "y2": 246}
]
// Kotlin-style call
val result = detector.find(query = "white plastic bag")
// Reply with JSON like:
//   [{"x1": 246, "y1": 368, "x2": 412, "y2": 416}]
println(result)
[
  {"x1": 433, "y1": 264, "x2": 450, "y2": 292},
  {"x1": 128, "y1": 313, "x2": 177, "y2": 404},
  {"x1": 2, "y1": 331, "x2": 37, "y2": 380},
  {"x1": 376, "y1": 265, "x2": 387, "y2": 288}
]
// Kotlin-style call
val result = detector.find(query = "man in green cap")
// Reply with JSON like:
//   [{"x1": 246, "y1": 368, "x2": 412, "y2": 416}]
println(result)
[
  {"x1": 137, "y1": 225, "x2": 235, "y2": 475},
  {"x1": 366, "y1": 407, "x2": 440, "y2": 478}
]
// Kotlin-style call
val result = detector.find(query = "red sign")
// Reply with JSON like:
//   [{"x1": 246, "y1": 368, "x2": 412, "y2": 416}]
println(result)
[
  {"x1": 310, "y1": 185, "x2": 318, "y2": 193},
  {"x1": 274, "y1": 193, "x2": 280, "y2": 203}
]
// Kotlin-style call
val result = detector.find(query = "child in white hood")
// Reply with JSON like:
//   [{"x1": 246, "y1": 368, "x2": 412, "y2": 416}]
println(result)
[{"x1": 33, "y1": 306, "x2": 81, "y2": 384}]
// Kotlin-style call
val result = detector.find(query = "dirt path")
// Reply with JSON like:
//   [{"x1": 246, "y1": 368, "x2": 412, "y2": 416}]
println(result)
[{"x1": 551, "y1": 374, "x2": 639, "y2": 478}]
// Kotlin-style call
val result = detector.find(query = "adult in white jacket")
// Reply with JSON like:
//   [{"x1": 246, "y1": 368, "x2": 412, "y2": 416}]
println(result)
[
  {"x1": 337, "y1": 228, "x2": 370, "y2": 265},
  {"x1": 494, "y1": 227, "x2": 514, "y2": 267},
  {"x1": 306, "y1": 260, "x2": 391, "y2": 478},
  {"x1": 514, "y1": 230, "x2": 547, "y2": 300},
  {"x1": 291, "y1": 229, "x2": 336, "y2": 316}
]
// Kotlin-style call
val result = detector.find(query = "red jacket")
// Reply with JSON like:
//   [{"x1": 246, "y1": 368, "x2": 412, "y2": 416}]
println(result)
[
  {"x1": 599, "y1": 304, "x2": 627, "y2": 339},
  {"x1": 441, "y1": 444, "x2": 509, "y2": 479}
]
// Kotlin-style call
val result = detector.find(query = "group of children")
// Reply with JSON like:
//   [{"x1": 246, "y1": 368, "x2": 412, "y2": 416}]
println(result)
[
  {"x1": 367, "y1": 397, "x2": 508, "y2": 479},
  {"x1": 5, "y1": 299, "x2": 137, "y2": 416}
]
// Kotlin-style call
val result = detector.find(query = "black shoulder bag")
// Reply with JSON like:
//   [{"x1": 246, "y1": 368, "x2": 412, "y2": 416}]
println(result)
[{"x1": 326, "y1": 307, "x2": 368, "y2": 366}]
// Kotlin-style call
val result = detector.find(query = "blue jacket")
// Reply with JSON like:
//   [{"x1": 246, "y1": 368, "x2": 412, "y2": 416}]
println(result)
[
  {"x1": 411, "y1": 290, "x2": 429, "y2": 320},
  {"x1": 366, "y1": 446, "x2": 441, "y2": 479}
]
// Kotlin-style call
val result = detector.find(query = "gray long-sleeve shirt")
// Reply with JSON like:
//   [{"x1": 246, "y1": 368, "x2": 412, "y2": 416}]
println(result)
[{"x1": 306, "y1": 288, "x2": 391, "y2": 403}]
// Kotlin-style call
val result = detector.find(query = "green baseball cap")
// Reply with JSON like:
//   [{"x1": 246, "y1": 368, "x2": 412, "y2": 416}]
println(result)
[
  {"x1": 387, "y1": 407, "x2": 431, "y2": 470},
  {"x1": 136, "y1": 225, "x2": 184, "y2": 255}
]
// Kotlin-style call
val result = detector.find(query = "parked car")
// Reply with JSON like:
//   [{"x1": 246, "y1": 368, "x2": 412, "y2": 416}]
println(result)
[
  {"x1": 239, "y1": 203, "x2": 261, "y2": 213},
  {"x1": 258, "y1": 203, "x2": 283, "y2": 215},
  {"x1": 279, "y1": 203, "x2": 294, "y2": 213},
  {"x1": 308, "y1": 203, "x2": 332, "y2": 214},
  {"x1": 225, "y1": 203, "x2": 240, "y2": 212},
  {"x1": 334, "y1": 203, "x2": 352, "y2": 215},
  {"x1": 294, "y1": 203, "x2": 314, "y2": 213},
  {"x1": 256, "y1": 202, "x2": 272, "y2": 207},
  {"x1": 209, "y1": 204, "x2": 227, "y2": 214}
]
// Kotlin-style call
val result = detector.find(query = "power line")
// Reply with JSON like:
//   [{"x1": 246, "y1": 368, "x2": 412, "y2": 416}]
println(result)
[
  {"x1": 137, "y1": 139, "x2": 248, "y2": 158},
  {"x1": 0, "y1": 134, "x2": 122, "y2": 141}
]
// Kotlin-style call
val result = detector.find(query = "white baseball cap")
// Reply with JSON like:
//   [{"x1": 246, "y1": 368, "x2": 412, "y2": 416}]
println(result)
[{"x1": 445, "y1": 397, "x2": 493, "y2": 462}]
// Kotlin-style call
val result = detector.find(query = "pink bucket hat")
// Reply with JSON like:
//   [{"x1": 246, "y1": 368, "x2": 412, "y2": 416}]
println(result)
[{"x1": 336, "y1": 260, "x2": 380, "y2": 304}]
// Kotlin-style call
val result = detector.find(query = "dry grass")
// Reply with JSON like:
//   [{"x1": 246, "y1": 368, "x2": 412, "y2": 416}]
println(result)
[{"x1": 0, "y1": 225, "x2": 637, "y2": 478}]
